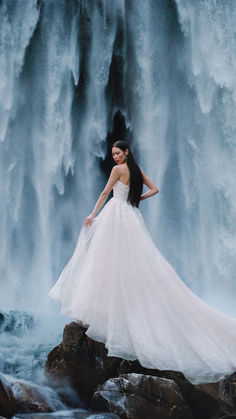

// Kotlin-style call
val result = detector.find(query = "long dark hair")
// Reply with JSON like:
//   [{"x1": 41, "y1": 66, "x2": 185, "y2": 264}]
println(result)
[{"x1": 112, "y1": 140, "x2": 143, "y2": 207}]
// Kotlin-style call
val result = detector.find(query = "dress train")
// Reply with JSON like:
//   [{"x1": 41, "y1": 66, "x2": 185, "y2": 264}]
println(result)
[{"x1": 49, "y1": 180, "x2": 236, "y2": 384}]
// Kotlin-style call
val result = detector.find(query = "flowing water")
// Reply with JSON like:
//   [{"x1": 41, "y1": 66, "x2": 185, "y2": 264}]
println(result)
[{"x1": 0, "y1": 0, "x2": 236, "y2": 407}]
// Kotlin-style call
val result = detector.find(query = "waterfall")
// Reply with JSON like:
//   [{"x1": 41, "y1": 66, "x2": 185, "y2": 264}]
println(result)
[{"x1": 0, "y1": 0, "x2": 235, "y2": 317}]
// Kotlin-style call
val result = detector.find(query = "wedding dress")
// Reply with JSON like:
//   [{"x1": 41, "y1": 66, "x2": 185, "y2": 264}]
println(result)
[{"x1": 49, "y1": 180, "x2": 236, "y2": 384}]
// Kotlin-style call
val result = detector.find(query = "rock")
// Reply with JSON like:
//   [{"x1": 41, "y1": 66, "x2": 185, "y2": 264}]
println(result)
[
  {"x1": 0, "y1": 372, "x2": 17, "y2": 418},
  {"x1": 195, "y1": 381, "x2": 219, "y2": 401},
  {"x1": 45, "y1": 322, "x2": 223, "y2": 418},
  {"x1": 158, "y1": 370, "x2": 221, "y2": 419},
  {"x1": 218, "y1": 372, "x2": 236, "y2": 414},
  {"x1": 50, "y1": 381, "x2": 82, "y2": 408},
  {"x1": 11, "y1": 380, "x2": 65, "y2": 413},
  {"x1": 46, "y1": 322, "x2": 124, "y2": 405},
  {"x1": 90, "y1": 372, "x2": 193, "y2": 419}
]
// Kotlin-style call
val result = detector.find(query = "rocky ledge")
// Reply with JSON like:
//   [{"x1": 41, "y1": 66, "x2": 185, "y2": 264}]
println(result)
[
  {"x1": 0, "y1": 371, "x2": 66, "y2": 419},
  {"x1": 44, "y1": 321, "x2": 236, "y2": 419}
]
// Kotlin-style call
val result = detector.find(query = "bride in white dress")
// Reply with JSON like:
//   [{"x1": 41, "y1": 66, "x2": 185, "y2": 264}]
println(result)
[{"x1": 49, "y1": 140, "x2": 236, "y2": 384}]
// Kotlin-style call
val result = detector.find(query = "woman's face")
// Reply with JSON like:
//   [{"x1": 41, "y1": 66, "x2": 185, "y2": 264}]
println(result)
[{"x1": 112, "y1": 147, "x2": 128, "y2": 165}]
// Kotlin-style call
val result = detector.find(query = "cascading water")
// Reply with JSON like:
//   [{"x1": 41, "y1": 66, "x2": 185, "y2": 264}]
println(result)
[
  {"x1": 125, "y1": 0, "x2": 236, "y2": 314},
  {"x1": 173, "y1": 0, "x2": 236, "y2": 311},
  {"x1": 0, "y1": 0, "x2": 236, "y2": 404}
]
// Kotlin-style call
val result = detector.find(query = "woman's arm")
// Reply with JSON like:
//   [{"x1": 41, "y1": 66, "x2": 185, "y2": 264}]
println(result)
[
  {"x1": 140, "y1": 169, "x2": 159, "y2": 201},
  {"x1": 84, "y1": 166, "x2": 120, "y2": 226}
]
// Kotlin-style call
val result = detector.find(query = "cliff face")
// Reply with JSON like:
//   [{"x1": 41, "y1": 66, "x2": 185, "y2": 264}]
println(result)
[{"x1": 45, "y1": 321, "x2": 236, "y2": 418}]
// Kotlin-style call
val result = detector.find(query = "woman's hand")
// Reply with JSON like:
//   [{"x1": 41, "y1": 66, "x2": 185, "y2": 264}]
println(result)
[{"x1": 84, "y1": 214, "x2": 94, "y2": 227}]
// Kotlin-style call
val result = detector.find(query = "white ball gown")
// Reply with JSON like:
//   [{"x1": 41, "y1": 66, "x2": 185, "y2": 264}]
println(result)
[{"x1": 49, "y1": 180, "x2": 236, "y2": 384}]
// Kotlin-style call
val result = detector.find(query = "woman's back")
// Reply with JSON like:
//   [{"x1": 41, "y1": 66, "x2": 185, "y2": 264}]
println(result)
[{"x1": 116, "y1": 163, "x2": 130, "y2": 187}]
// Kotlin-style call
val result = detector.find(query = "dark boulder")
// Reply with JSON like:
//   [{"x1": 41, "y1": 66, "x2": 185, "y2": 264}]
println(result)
[
  {"x1": 45, "y1": 322, "x2": 124, "y2": 405},
  {"x1": 158, "y1": 370, "x2": 221, "y2": 419},
  {"x1": 218, "y1": 372, "x2": 236, "y2": 415},
  {"x1": 0, "y1": 372, "x2": 17, "y2": 418},
  {"x1": 90, "y1": 372, "x2": 193, "y2": 419},
  {"x1": 11, "y1": 380, "x2": 65, "y2": 413}
]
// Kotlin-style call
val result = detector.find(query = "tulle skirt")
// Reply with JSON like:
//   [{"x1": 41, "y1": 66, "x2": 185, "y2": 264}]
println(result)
[{"x1": 49, "y1": 195, "x2": 236, "y2": 384}]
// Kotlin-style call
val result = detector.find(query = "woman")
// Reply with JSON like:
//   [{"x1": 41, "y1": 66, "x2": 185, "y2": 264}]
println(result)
[
  {"x1": 49, "y1": 140, "x2": 236, "y2": 384},
  {"x1": 84, "y1": 140, "x2": 159, "y2": 226}
]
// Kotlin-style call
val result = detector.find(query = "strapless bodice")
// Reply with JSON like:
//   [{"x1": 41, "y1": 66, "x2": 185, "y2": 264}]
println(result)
[{"x1": 113, "y1": 180, "x2": 129, "y2": 201}]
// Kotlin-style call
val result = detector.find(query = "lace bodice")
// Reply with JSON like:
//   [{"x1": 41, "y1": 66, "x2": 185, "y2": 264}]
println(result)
[{"x1": 113, "y1": 180, "x2": 129, "y2": 201}]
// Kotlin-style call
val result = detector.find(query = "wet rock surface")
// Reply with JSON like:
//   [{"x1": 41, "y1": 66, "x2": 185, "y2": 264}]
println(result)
[
  {"x1": 45, "y1": 322, "x2": 123, "y2": 405},
  {"x1": 0, "y1": 374, "x2": 66, "y2": 417},
  {"x1": 45, "y1": 322, "x2": 236, "y2": 418},
  {"x1": 0, "y1": 372, "x2": 17, "y2": 418},
  {"x1": 11, "y1": 381, "x2": 65, "y2": 413},
  {"x1": 90, "y1": 373, "x2": 193, "y2": 419},
  {"x1": 218, "y1": 372, "x2": 236, "y2": 415}
]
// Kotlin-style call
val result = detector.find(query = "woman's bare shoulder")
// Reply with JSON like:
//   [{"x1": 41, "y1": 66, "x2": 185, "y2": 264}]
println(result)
[
  {"x1": 115, "y1": 164, "x2": 130, "y2": 183},
  {"x1": 115, "y1": 163, "x2": 128, "y2": 174}
]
